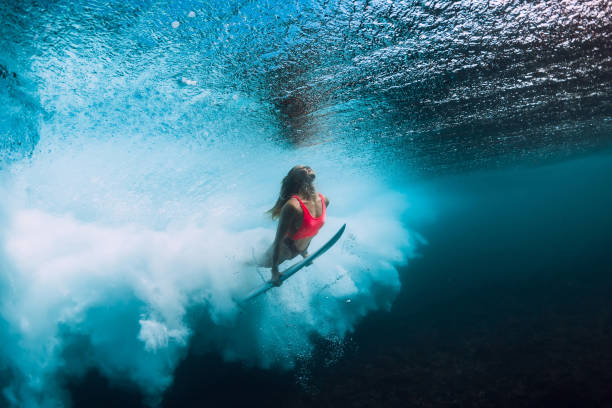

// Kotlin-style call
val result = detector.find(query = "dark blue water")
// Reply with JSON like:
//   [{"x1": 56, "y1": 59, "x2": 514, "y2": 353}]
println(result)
[{"x1": 1, "y1": 1, "x2": 611, "y2": 407}]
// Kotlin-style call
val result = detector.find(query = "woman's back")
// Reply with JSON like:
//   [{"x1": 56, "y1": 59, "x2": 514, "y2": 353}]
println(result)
[{"x1": 288, "y1": 193, "x2": 326, "y2": 241}]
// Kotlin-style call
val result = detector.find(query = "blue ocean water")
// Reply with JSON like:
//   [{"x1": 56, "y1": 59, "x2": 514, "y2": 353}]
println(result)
[{"x1": 0, "y1": 1, "x2": 611, "y2": 407}]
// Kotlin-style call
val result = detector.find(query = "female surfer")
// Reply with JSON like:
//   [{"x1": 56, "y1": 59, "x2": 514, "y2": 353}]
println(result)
[{"x1": 262, "y1": 165, "x2": 329, "y2": 286}]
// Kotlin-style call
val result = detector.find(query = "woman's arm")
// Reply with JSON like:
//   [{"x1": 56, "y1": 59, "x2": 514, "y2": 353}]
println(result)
[{"x1": 271, "y1": 201, "x2": 299, "y2": 284}]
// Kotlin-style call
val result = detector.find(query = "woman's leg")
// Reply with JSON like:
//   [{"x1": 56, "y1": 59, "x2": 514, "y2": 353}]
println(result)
[{"x1": 257, "y1": 239, "x2": 296, "y2": 268}]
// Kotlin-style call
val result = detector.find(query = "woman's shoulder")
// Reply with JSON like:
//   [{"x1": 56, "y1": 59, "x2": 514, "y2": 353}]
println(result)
[{"x1": 283, "y1": 197, "x2": 302, "y2": 212}]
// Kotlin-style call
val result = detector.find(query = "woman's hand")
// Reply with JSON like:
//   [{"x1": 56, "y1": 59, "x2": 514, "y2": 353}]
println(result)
[{"x1": 271, "y1": 267, "x2": 283, "y2": 286}]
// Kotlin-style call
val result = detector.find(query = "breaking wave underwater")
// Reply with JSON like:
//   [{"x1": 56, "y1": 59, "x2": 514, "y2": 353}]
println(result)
[
  {"x1": 0, "y1": 5, "x2": 424, "y2": 406},
  {"x1": 0, "y1": 0, "x2": 609, "y2": 406},
  {"x1": 0, "y1": 131, "x2": 417, "y2": 406}
]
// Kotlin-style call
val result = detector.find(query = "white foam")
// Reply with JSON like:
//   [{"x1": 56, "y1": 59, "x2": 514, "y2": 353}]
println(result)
[{"x1": 0, "y1": 117, "x2": 420, "y2": 407}]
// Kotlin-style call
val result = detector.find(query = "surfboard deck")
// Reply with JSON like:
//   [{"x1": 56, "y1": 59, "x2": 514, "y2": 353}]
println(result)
[{"x1": 240, "y1": 224, "x2": 346, "y2": 303}]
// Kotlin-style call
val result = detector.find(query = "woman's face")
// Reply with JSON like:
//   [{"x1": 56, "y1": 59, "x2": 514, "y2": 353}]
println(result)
[{"x1": 295, "y1": 165, "x2": 315, "y2": 179}]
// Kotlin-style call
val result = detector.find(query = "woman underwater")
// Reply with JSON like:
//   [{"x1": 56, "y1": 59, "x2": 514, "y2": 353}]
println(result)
[{"x1": 262, "y1": 165, "x2": 329, "y2": 286}]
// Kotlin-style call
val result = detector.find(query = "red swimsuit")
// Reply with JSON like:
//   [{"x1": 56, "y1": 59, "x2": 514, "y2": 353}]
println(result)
[{"x1": 288, "y1": 193, "x2": 326, "y2": 240}]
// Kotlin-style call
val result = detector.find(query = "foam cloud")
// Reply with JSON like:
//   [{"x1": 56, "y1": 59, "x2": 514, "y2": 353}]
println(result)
[{"x1": 0, "y1": 136, "x2": 418, "y2": 406}]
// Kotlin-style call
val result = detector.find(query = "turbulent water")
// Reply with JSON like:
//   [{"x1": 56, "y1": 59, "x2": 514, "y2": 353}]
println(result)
[{"x1": 0, "y1": 0, "x2": 610, "y2": 406}]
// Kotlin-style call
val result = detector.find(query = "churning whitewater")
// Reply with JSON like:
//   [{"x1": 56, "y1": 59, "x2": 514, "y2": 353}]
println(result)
[
  {"x1": 0, "y1": 115, "x2": 418, "y2": 406},
  {"x1": 4, "y1": 0, "x2": 607, "y2": 405}
]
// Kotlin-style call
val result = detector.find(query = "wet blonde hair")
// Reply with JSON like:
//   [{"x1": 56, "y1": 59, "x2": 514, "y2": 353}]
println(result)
[{"x1": 268, "y1": 165, "x2": 316, "y2": 219}]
